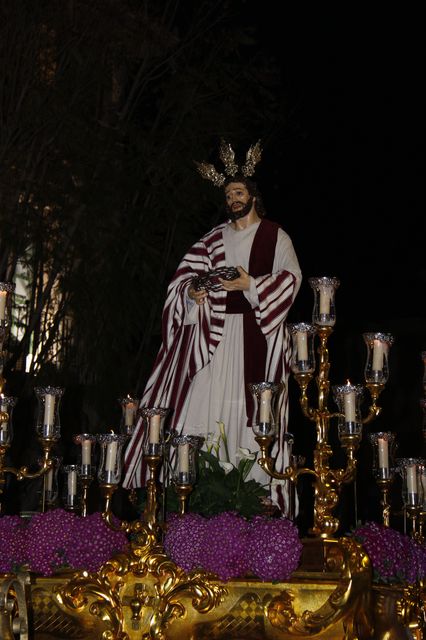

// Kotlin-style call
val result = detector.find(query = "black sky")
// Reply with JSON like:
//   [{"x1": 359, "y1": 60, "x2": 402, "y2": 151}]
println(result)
[{"x1": 237, "y1": 4, "x2": 425, "y2": 449}]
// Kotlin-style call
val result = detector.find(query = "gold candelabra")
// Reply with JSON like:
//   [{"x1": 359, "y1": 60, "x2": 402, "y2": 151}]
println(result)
[
  {"x1": 0, "y1": 282, "x2": 61, "y2": 513},
  {"x1": 251, "y1": 277, "x2": 394, "y2": 538}
]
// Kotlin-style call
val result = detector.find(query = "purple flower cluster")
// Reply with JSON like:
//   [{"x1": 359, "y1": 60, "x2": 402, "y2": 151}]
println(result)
[
  {"x1": 0, "y1": 509, "x2": 129, "y2": 576},
  {"x1": 164, "y1": 510, "x2": 302, "y2": 582},
  {"x1": 0, "y1": 515, "x2": 27, "y2": 572},
  {"x1": 66, "y1": 512, "x2": 129, "y2": 573},
  {"x1": 25, "y1": 509, "x2": 76, "y2": 575},
  {"x1": 248, "y1": 514, "x2": 303, "y2": 581},
  {"x1": 200, "y1": 511, "x2": 251, "y2": 580},
  {"x1": 354, "y1": 521, "x2": 426, "y2": 584},
  {"x1": 163, "y1": 512, "x2": 207, "y2": 572}
]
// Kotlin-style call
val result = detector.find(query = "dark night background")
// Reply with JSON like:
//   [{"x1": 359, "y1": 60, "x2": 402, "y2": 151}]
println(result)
[
  {"x1": 0, "y1": 2, "x2": 424, "y2": 526},
  {"x1": 235, "y1": 4, "x2": 425, "y2": 448}
]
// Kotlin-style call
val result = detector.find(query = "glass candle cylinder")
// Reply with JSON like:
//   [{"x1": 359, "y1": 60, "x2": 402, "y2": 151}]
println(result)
[
  {"x1": 41, "y1": 455, "x2": 62, "y2": 506},
  {"x1": 0, "y1": 395, "x2": 17, "y2": 446},
  {"x1": 309, "y1": 276, "x2": 340, "y2": 327},
  {"x1": 171, "y1": 434, "x2": 202, "y2": 485},
  {"x1": 34, "y1": 386, "x2": 64, "y2": 440},
  {"x1": 332, "y1": 382, "x2": 364, "y2": 438},
  {"x1": 363, "y1": 332, "x2": 394, "y2": 384},
  {"x1": 140, "y1": 407, "x2": 169, "y2": 456},
  {"x1": 288, "y1": 323, "x2": 316, "y2": 373},
  {"x1": 0, "y1": 282, "x2": 15, "y2": 328},
  {"x1": 420, "y1": 462, "x2": 426, "y2": 510},
  {"x1": 96, "y1": 433, "x2": 128, "y2": 485},
  {"x1": 248, "y1": 381, "x2": 282, "y2": 437},
  {"x1": 368, "y1": 431, "x2": 397, "y2": 480},
  {"x1": 396, "y1": 457, "x2": 425, "y2": 508},
  {"x1": 73, "y1": 433, "x2": 97, "y2": 478},
  {"x1": 62, "y1": 464, "x2": 80, "y2": 510},
  {"x1": 118, "y1": 395, "x2": 140, "y2": 436}
]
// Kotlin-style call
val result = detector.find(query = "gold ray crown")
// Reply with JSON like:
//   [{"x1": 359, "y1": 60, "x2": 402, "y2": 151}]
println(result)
[{"x1": 196, "y1": 138, "x2": 262, "y2": 187}]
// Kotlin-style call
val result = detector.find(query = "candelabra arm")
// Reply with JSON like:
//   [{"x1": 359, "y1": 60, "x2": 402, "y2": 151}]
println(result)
[
  {"x1": 376, "y1": 478, "x2": 393, "y2": 527},
  {"x1": 100, "y1": 483, "x2": 131, "y2": 533},
  {"x1": 2, "y1": 456, "x2": 53, "y2": 482},
  {"x1": 173, "y1": 483, "x2": 193, "y2": 515},
  {"x1": 362, "y1": 383, "x2": 385, "y2": 424},
  {"x1": 143, "y1": 454, "x2": 162, "y2": 526},
  {"x1": 294, "y1": 372, "x2": 316, "y2": 421}
]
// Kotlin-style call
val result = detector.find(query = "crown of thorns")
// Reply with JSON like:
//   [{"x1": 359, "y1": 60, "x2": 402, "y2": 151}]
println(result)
[{"x1": 195, "y1": 139, "x2": 262, "y2": 187}]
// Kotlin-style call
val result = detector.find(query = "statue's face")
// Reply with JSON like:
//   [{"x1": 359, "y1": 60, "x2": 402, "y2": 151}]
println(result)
[{"x1": 224, "y1": 182, "x2": 254, "y2": 221}]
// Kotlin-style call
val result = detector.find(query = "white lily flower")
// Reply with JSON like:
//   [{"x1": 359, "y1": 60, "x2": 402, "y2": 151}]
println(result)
[
  {"x1": 219, "y1": 461, "x2": 234, "y2": 475},
  {"x1": 236, "y1": 447, "x2": 256, "y2": 461}
]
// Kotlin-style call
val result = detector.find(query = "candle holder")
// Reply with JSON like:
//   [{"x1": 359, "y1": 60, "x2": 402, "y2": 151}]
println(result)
[
  {"x1": 332, "y1": 384, "x2": 364, "y2": 461},
  {"x1": 140, "y1": 407, "x2": 169, "y2": 525},
  {"x1": 118, "y1": 395, "x2": 140, "y2": 436},
  {"x1": 62, "y1": 464, "x2": 81, "y2": 512},
  {"x1": 248, "y1": 381, "x2": 283, "y2": 437},
  {"x1": 171, "y1": 434, "x2": 202, "y2": 515},
  {"x1": 368, "y1": 432, "x2": 398, "y2": 526},
  {"x1": 0, "y1": 386, "x2": 62, "y2": 513},
  {"x1": 396, "y1": 457, "x2": 425, "y2": 539},
  {"x1": 0, "y1": 395, "x2": 17, "y2": 448},
  {"x1": 363, "y1": 332, "x2": 394, "y2": 384},
  {"x1": 0, "y1": 283, "x2": 15, "y2": 394},
  {"x1": 39, "y1": 455, "x2": 62, "y2": 512},
  {"x1": 34, "y1": 386, "x2": 64, "y2": 440},
  {"x1": 251, "y1": 276, "x2": 391, "y2": 538},
  {"x1": 309, "y1": 276, "x2": 339, "y2": 327},
  {"x1": 73, "y1": 433, "x2": 97, "y2": 516},
  {"x1": 97, "y1": 433, "x2": 129, "y2": 529},
  {"x1": 288, "y1": 323, "x2": 316, "y2": 374}
]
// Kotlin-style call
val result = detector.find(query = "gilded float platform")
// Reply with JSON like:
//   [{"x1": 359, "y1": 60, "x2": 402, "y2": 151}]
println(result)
[{"x1": 1, "y1": 527, "x2": 424, "y2": 639}]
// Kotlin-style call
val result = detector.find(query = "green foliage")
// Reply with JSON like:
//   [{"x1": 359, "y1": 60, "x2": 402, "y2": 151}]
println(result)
[
  {"x1": 187, "y1": 449, "x2": 269, "y2": 518},
  {"x1": 166, "y1": 423, "x2": 269, "y2": 518}
]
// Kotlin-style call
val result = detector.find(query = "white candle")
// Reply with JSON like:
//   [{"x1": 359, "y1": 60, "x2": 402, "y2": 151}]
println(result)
[
  {"x1": 259, "y1": 389, "x2": 272, "y2": 423},
  {"x1": 149, "y1": 414, "x2": 161, "y2": 444},
  {"x1": 124, "y1": 402, "x2": 136, "y2": 426},
  {"x1": 0, "y1": 291, "x2": 7, "y2": 321},
  {"x1": 343, "y1": 388, "x2": 356, "y2": 422},
  {"x1": 296, "y1": 331, "x2": 308, "y2": 361},
  {"x1": 105, "y1": 440, "x2": 118, "y2": 472},
  {"x1": 0, "y1": 402, "x2": 8, "y2": 431},
  {"x1": 82, "y1": 440, "x2": 91, "y2": 465},
  {"x1": 179, "y1": 443, "x2": 189, "y2": 473},
  {"x1": 43, "y1": 394, "x2": 55, "y2": 427},
  {"x1": 407, "y1": 465, "x2": 417, "y2": 493},
  {"x1": 421, "y1": 473, "x2": 426, "y2": 507},
  {"x1": 68, "y1": 470, "x2": 77, "y2": 496},
  {"x1": 319, "y1": 287, "x2": 331, "y2": 314},
  {"x1": 46, "y1": 468, "x2": 54, "y2": 492},
  {"x1": 372, "y1": 340, "x2": 384, "y2": 372},
  {"x1": 377, "y1": 438, "x2": 389, "y2": 469}
]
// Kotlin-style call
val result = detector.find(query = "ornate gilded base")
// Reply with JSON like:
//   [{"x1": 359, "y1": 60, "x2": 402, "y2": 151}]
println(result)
[{"x1": 1, "y1": 531, "x2": 424, "y2": 639}]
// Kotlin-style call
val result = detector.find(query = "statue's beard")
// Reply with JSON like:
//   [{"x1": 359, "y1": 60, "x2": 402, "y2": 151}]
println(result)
[{"x1": 226, "y1": 197, "x2": 254, "y2": 221}]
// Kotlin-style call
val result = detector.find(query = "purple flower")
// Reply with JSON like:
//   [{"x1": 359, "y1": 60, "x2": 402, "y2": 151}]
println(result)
[
  {"x1": 247, "y1": 515, "x2": 302, "y2": 581},
  {"x1": 66, "y1": 512, "x2": 128, "y2": 572},
  {"x1": 164, "y1": 512, "x2": 207, "y2": 572},
  {"x1": 0, "y1": 515, "x2": 27, "y2": 572},
  {"x1": 198, "y1": 511, "x2": 250, "y2": 580},
  {"x1": 164, "y1": 510, "x2": 302, "y2": 582},
  {"x1": 354, "y1": 521, "x2": 426, "y2": 584},
  {"x1": 25, "y1": 509, "x2": 77, "y2": 575},
  {"x1": 0, "y1": 509, "x2": 129, "y2": 576}
]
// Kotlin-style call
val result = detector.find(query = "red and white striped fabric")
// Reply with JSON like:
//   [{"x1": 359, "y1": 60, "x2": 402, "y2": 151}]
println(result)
[{"x1": 123, "y1": 220, "x2": 300, "y2": 490}]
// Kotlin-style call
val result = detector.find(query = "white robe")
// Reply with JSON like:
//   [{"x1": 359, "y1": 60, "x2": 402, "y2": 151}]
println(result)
[{"x1": 180, "y1": 222, "x2": 302, "y2": 494}]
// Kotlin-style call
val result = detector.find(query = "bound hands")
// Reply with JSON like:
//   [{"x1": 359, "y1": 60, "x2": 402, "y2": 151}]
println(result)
[{"x1": 188, "y1": 266, "x2": 250, "y2": 305}]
